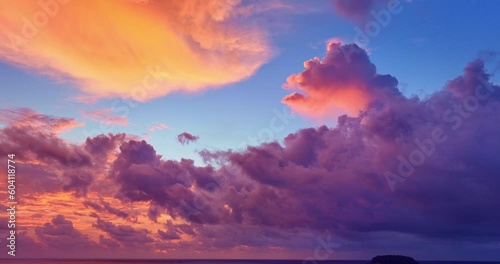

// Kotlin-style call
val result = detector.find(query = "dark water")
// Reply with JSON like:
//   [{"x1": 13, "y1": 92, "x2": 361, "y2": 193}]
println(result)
[
  {"x1": 0, "y1": 260, "x2": 498, "y2": 264},
  {"x1": 0, "y1": 261, "x2": 359, "y2": 264}
]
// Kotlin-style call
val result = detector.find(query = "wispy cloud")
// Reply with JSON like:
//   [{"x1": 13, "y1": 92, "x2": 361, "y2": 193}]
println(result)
[
  {"x1": 81, "y1": 108, "x2": 128, "y2": 126},
  {"x1": 148, "y1": 123, "x2": 168, "y2": 133},
  {"x1": 0, "y1": 107, "x2": 84, "y2": 133}
]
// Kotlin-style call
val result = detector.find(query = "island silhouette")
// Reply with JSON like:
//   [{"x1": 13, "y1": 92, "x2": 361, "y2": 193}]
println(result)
[{"x1": 368, "y1": 255, "x2": 419, "y2": 264}]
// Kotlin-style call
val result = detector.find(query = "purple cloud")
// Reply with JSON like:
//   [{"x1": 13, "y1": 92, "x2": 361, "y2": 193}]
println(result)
[
  {"x1": 35, "y1": 215, "x2": 97, "y2": 250},
  {"x1": 2, "y1": 44, "x2": 500, "y2": 257},
  {"x1": 177, "y1": 132, "x2": 199, "y2": 145},
  {"x1": 93, "y1": 219, "x2": 154, "y2": 246}
]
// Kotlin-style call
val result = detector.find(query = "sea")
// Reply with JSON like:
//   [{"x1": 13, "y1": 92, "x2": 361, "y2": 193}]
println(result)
[{"x1": 0, "y1": 260, "x2": 499, "y2": 264}]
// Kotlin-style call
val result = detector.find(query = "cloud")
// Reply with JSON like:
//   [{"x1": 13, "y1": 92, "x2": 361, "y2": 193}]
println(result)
[
  {"x1": 0, "y1": 114, "x2": 126, "y2": 196},
  {"x1": 99, "y1": 235, "x2": 121, "y2": 248},
  {"x1": 0, "y1": 108, "x2": 93, "y2": 196},
  {"x1": 84, "y1": 199, "x2": 130, "y2": 220},
  {"x1": 3, "y1": 49, "x2": 500, "y2": 257},
  {"x1": 0, "y1": 108, "x2": 84, "y2": 133},
  {"x1": 157, "y1": 221, "x2": 181, "y2": 241},
  {"x1": 148, "y1": 123, "x2": 168, "y2": 133},
  {"x1": 100, "y1": 200, "x2": 130, "y2": 219},
  {"x1": 0, "y1": 117, "x2": 92, "y2": 169},
  {"x1": 0, "y1": 0, "x2": 275, "y2": 102},
  {"x1": 83, "y1": 201, "x2": 104, "y2": 212},
  {"x1": 84, "y1": 133, "x2": 127, "y2": 161},
  {"x1": 193, "y1": 50, "x2": 500, "y2": 245},
  {"x1": 35, "y1": 214, "x2": 97, "y2": 250},
  {"x1": 177, "y1": 132, "x2": 200, "y2": 145},
  {"x1": 215, "y1": 49, "x2": 500, "y2": 242},
  {"x1": 93, "y1": 218, "x2": 154, "y2": 246},
  {"x1": 81, "y1": 108, "x2": 128, "y2": 126},
  {"x1": 282, "y1": 42, "x2": 400, "y2": 120},
  {"x1": 62, "y1": 169, "x2": 94, "y2": 197},
  {"x1": 104, "y1": 53, "x2": 500, "y2": 244},
  {"x1": 110, "y1": 140, "x2": 222, "y2": 224}
]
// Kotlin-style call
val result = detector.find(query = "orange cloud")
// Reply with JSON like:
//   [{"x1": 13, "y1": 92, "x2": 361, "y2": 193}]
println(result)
[{"x1": 0, "y1": 0, "x2": 275, "y2": 102}]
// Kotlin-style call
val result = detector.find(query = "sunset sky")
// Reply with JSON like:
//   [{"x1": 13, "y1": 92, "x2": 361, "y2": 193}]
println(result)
[{"x1": 1, "y1": 0, "x2": 500, "y2": 261}]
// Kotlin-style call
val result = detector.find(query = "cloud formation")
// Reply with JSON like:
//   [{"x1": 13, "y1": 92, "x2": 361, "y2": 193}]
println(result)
[
  {"x1": 35, "y1": 215, "x2": 96, "y2": 250},
  {"x1": 0, "y1": 108, "x2": 84, "y2": 133},
  {"x1": 0, "y1": 0, "x2": 275, "y2": 102},
  {"x1": 81, "y1": 108, "x2": 128, "y2": 126},
  {"x1": 182, "y1": 54, "x2": 500, "y2": 256},
  {"x1": 93, "y1": 219, "x2": 154, "y2": 246},
  {"x1": 282, "y1": 43, "x2": 400, "y2": 119},
  {"x1": 177, "y1": 132, "x2": 200, "y2": 145},
  {"x1": 2, "y1": 44, "x2": 500, "y2": 259},
  {"x1": 0, "y1": 109, "x2": 91, "y2": 169},
  {"x1": 148, "y1": 123, "x2": 168, "y2": 133}
]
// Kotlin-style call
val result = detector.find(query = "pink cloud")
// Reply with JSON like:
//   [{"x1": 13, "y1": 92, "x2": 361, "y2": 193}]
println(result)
[
  {"x1": 0, "y1": 107, "x2": 84, "y2": 133},
  {"x1": 81, "y1": 108, "x2": 128, "y2": 126},
  {"x1": 148, "y1": 123, "x2": 169, "y2": 133},
  {"x1": 282, "y1": 42, "x2": 400, "y2": 120}
]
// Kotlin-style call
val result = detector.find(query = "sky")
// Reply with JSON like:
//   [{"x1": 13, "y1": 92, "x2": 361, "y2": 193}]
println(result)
[{"x1": 0, "y1": 0, "x2": 500, "y2": 261}]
